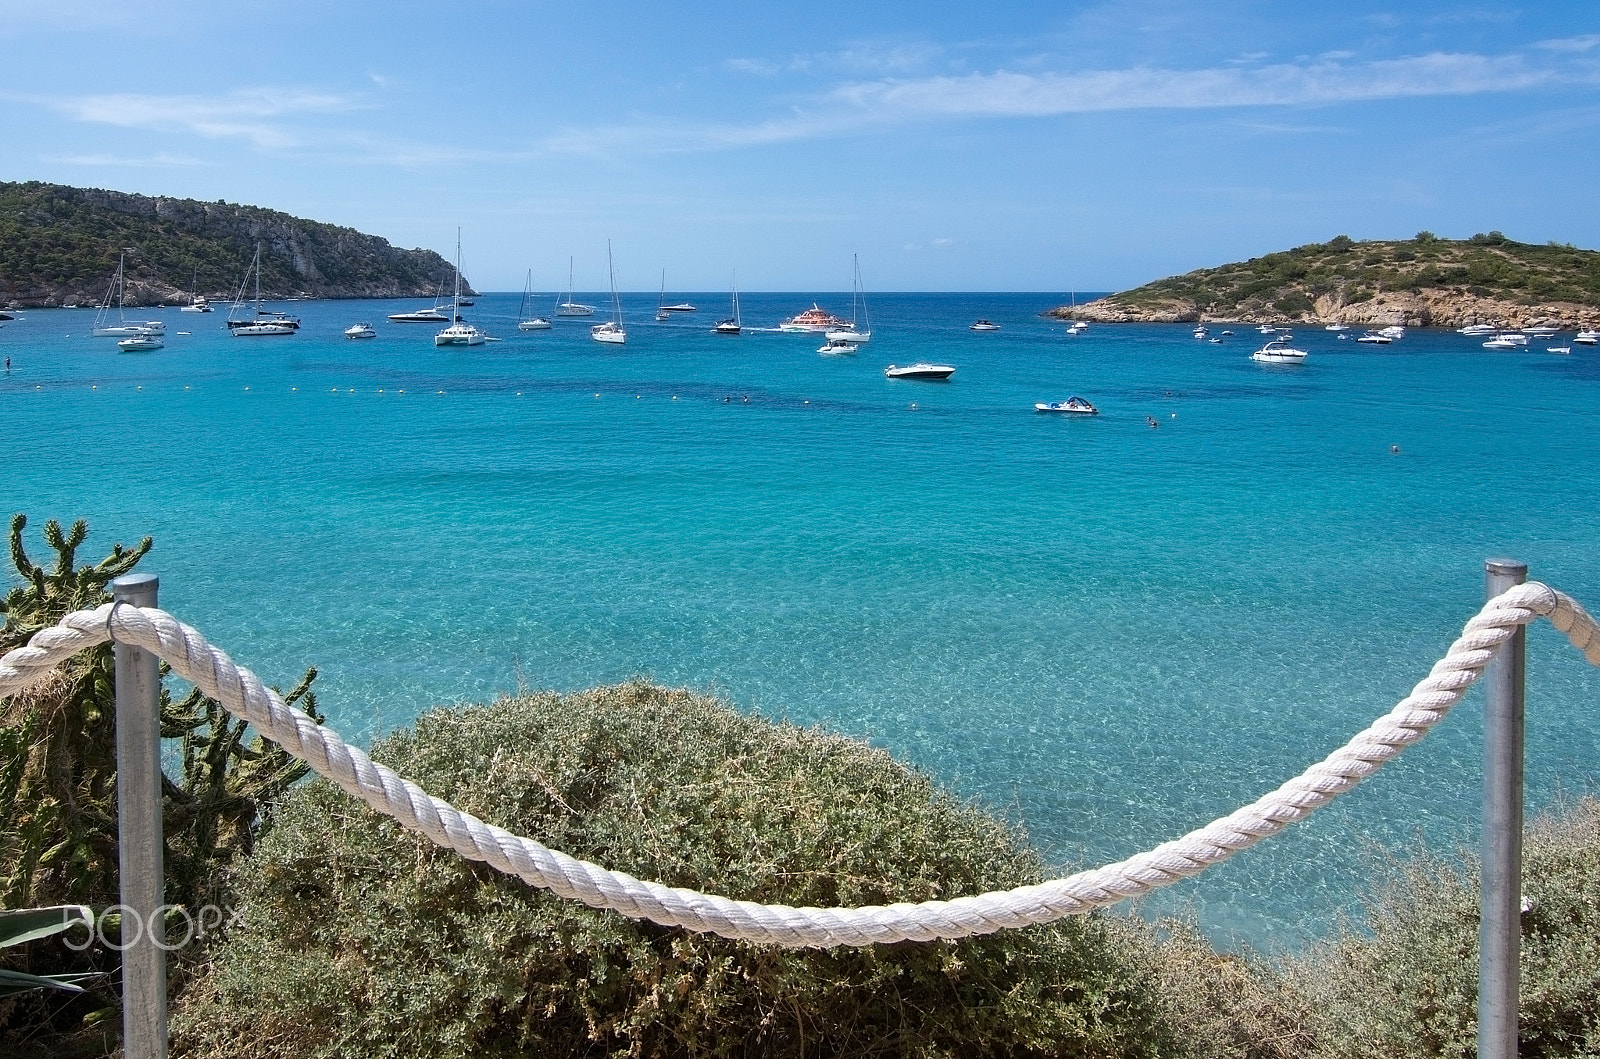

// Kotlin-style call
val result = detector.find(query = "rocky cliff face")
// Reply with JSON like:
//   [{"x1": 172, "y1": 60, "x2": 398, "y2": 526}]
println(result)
[{"x1": 1050, "y1": 292, "x2": 1600, "y2": 329}]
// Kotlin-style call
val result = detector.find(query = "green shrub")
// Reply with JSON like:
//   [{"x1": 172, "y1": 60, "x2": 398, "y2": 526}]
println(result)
[
  {"x1": 173, "y1": 682, "x2": 1175, "y2": 1059},
  {"x1": 1291, "y1": 798, "x2": 1600, "y2": 1059}
]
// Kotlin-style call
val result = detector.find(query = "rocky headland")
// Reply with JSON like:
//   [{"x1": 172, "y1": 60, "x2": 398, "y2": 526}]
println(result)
[
  {"x1": 1051, "y1": 233, "x2": 1600, "y2": 329},
  {"x1": 0, "y1": 181, "x2": 472, "y2": 308}
]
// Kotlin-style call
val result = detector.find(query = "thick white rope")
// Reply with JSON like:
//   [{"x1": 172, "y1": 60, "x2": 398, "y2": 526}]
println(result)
[{"x1": 2, "y1": 584, "x2": 1597, "y2": 947}]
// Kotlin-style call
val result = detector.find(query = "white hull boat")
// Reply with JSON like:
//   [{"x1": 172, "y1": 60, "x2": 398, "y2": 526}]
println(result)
[
  {"x1": 714, "y1": 272, "x2": 741, "y2": 334},
  {"x1": 970, "y1": 320, "x2": 1000, "y2": 331},
  {"x1": 389, "y1": 307, "x2": 450, "y2": 322},
  {"x1": 1035, "y1": 397, "x2": 1097, "y2": 414},
  {"x1": 824, "y1": 253, "x2": 871, "y2": 343},
  {"x1": 116, "y1": 335, "x2": 163, "y2": 352},
  {"x1": 344, "y1": 323, "x2": 377, "y2": 339},
  {"x1": 884, "y1": 362, "x2": 955, "y2": 380},
  {"x1": 590, "y1": 241, "x2": 626, "y2": 345},
  {"x1": 818, "y1": 338, "x2": 858, "y2": 354},
  {"x1": 516, "y1": 269, "x2": 551, "y2": 329},
  {"x1": 1252, "y1": 336, "x2": 1308, "y2": 363},
  {"x1": 558, "y1": 257, "x2": 594, "y2": 315},
  {"x1": 1575, "y1": 332, "x2": 1599, "y2": 345},
  {"x1": 92, "y1": 252, "x2": 166, "y2": 337},
  {"x1": 435, "y1": 230, "x2": 484, "y2": 346}
]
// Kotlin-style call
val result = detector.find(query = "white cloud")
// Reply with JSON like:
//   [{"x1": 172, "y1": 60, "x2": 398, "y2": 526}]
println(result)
[
  {"x1": 41, "y1": 88, "x2": 369, "y2": 149},
  {"x1": 542, "y1": 47, "x2": 1600, "y2": 157},
  {"x1": 1536, "y1": 35, "x2": 1600, "y2": 54},
  {"x1": 47, "y1": 152, "x2": 205, "y2": 168}
]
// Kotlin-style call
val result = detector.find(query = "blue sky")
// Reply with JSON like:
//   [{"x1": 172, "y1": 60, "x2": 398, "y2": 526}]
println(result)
[{"x1": 4, "y1": 1, "x2": 1597, "y2": 291}]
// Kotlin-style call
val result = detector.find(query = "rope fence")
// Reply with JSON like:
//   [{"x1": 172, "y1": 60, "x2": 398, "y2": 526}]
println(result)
[{"x1": 3, "y1": 582, "x2": 1599, "y2": 949}]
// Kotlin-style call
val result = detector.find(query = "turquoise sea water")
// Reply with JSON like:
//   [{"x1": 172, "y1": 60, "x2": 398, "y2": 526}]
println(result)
[{"x1": 3, "y1": 292, "x2": 1598, "y2": 949}]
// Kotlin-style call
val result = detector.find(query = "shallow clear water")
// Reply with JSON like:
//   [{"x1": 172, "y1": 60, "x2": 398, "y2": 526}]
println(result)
[{"x1": 4, "y1": 293, "x2": 1598, "y2": 949}]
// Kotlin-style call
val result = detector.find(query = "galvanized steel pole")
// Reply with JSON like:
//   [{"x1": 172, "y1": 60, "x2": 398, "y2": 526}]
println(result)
[
  {"x1": 1479, "y1": 559, "x2": 1527, "y2": 1059},
  {"x1": 113, "y1": 574, "x2": 167, "y2": 1059}
]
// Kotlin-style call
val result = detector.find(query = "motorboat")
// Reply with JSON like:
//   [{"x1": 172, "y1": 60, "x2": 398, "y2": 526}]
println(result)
[
  {"x1": 1065, "y1": 323, "x2": 1085, "y2": 335},
  {"x1": 1193, "y1": 325, "x2": 1209, "y2": 338},
  {"x1": 1459, "y1": 323, "x2": 1498, "y2": 336},
  {"x1": 884, "y1": 362, "x2": 955, "y2": 380},
  {"x1": 388, "y1": 306, "x2": 451, "y2": 322},
  {"x1": 1548, "y1": 346, "x2": 1572, "y2": 355},
  {"x1": 1356, "y1": 331, "x2": 1391, "y2": 344},
  {"x1": 1482, "y1": 335, "x2": 1521, "y2": 350},
  {"x1": 1251, "y1": 336, "x2": 1308, "y2": 363},
  {"x1": 116, "y1": 335, "x2": 163, "y2": 352},
  {"x1": 1257, "y1": 324, "x2": 1277, "y2": 334},
  {"x1": 1378, "y1": 325, "x2": 1405, "y2": 339},
  {"x1": 661, "y1": 303, "x2": 696, "y2": 312},
  {"x1": 180, "y1": 296, "x2": 213, "y2": 314},
  {"x1": 779, "y1": 304, "x2": 848, "y2": 332},
  {"x1": 1575, "y1": 330, "x2": 1599, "y2": 345},
  {"x1": 818, "y1": 338, "x2": 858, "y2": 354},
  {"x1": 970, "y1": 320, "x2": 1000, "y2": 331},
  {"x1": 589, "y1": 241, "x2": 626, "y2": 345},
  {"x1": 1035, "y1": 397, "x2": 1098, "y2": 414},
  {"x1": 824, "y1": 254, "x2": 872, "y2": 343},
  {"x1": 1324, "y1": 323, "x2": 1349, "y2": 331},
  {"x1": 435, "y1": 230, "x2": 485, "y2": 347},
  {"x1": 1522, "y1": 326, "x2": 1560, "y2": 338},
  {"x1": 344, "y1": 323, "x2": 377, "y2": 339}
]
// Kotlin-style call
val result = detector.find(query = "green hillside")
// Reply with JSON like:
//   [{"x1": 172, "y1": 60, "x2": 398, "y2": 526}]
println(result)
[
  {"x1": 1064, "y1": 232, "x2": 1600, "y2": 326},
  {"x1": 0, "y1": 182, "x2": 467, "y2": 306}
]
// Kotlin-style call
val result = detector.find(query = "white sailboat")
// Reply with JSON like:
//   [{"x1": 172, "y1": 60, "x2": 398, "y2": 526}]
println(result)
[
  {"x1": 590, "y1": 241, "x2": 626, "y2": 344},
  {"x1": 557, "y1": 257, "x2": 595, "y2": 316},
  {"x1": 714, "y1": 272, "x2": 741, "y2": 334},
  {"x1": 179, "y1": 269, "x2": 213, "y2": 312},
  {"x1": 92, "y1": 251, "x2": 165, "y2": 337},
  {"x1": 227, "y1": 245, "x2": 296, "y2": 336},
  {"x1": 824, "y1": 254, "x2": 872, "y2": 344},
  {"x1": 435, "y1": 230, "x2": 485, "y2": 346},
  {"x1": 656, "y1": 270, "x2": 671, "y2": 321},
  {"x1": 517, "y1": 270, "x2": 551, "y2": 330}
]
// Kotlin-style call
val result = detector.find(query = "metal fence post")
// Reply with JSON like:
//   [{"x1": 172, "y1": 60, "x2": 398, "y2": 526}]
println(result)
[
  {"x1": 1479, "y1": 559, "x2": 1526, "y2": 1059},
  {"x1": 113, "y1": 573, "x2": 166, "y2": 1059}
]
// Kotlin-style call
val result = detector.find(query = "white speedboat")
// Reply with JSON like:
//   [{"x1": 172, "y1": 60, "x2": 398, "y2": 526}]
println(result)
[
  {"x1": 344, "y1": 323, "x2": 376, "y2": 339},
  {"x1": 1522, "y1": 326, "x2": 1560, "y2": 338},
  {"x1": 661, "y1": 303, "x2": 696, "y2": 312},
  {"x1": 116, "y1": 335, "x2": 163, "y2": 352},
  {"x1": 1378, "y1": 325, "x2": 1406, "y2": 339},
  {"x1": 1257, "y1": 324, "x2": 1277, "y2": 334},
  {"x1": 818, "y1": 338, "x2": 858, "y2": 354},
  {"x1": 1035, "y1": 396, "x2": 1098, "y2": 414},
  {"x1": 388, "y1": 306, "x2": 450, "y2": 322},
  {"x1": 1065, "y1": 323, "x2": 1085, "y2": 335},
  {"x1": 1575, "y1": 330, "x2": 1599, "y2": 345},
  {"x1": 1251, "y1": 336, "x2": 1308, "y2": 363},
  {"x1": 1357, "y1": 331, "x2": 1391, "y2": 344},
  {"x1": 1459, "y1": 323, "x2": 1498, "y2": 336},
  {"x1": 970, "y1": 320, "x2": 1000, "y2": 331},
  {"x1": 1548, "y1": 346, "x2": 1572, "y2": 355},
  {"x1": 1324, "y1": 323, "x2": 1349, "y2": 331},
  {"x1": 1193, "y1": 325, "x2": 1209, "y2": 338},
  {"x1": 1482, "y1": 335, "x2": 1521, "y2": 350},
  {"x1": 884, "y1": 362, "x2": 955, "y2": 380}
]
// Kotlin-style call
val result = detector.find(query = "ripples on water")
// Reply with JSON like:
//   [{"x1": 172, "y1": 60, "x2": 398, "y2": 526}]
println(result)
[{"x1": 4, "y1": 293, "x2": 1598, "y2": 949}]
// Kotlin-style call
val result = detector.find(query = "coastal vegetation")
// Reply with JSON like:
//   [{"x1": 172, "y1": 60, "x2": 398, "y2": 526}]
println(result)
[
  {"x1": 2, "y1": 514, "x2": 1599, "y2": 1057},
  {"x1": 0, "y1": 181, "x2": 466, "y2": 308},
  {"x1": 1059, "y1": 232, "x2": 1600, "y2": 328},
  {"x1": 0, "y1": 516, "x2": 322, "y2": 1057}
]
